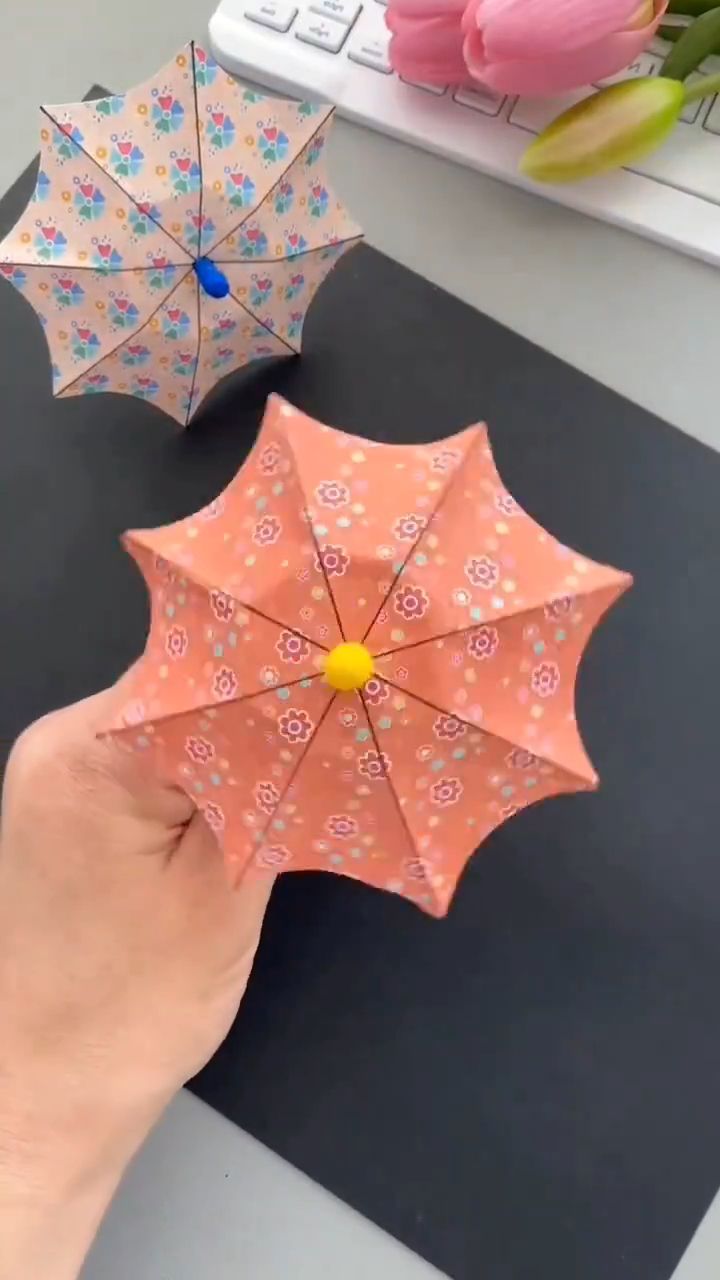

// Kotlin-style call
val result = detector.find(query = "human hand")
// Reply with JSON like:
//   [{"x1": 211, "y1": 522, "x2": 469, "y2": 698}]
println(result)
[{"x1": 0, "y1": 685, "x2": 274, "y2": 1280}]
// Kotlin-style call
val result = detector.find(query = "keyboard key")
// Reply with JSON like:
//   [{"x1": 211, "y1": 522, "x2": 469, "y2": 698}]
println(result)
[
  {"x1": 595, "y1": 53, "x2": 659, "y2": 87},
  {"x1": 509, "y1": 89, "x2": 588, "y2": 134},
  {"x1": 678, "y1": 75, "x2": 707, "y2": 124},
  {"x1": 295, "y1": 9, "x2": 348, "y2": 51},
  {"x1": 309, "y1": 0, "x2": 360, "y2": 25},
  {"x1": 244, "y1": 0, "x2": 297, "y2": 30},
  {"x1": 453, "y1": 85, "x2": 505, "y2": 116},
  {"x1": 346, "y1": 30, "x2": 392, "y2": 72},
  {"x1": 402, "y1": 79, "x2": 447, "y2": 96},
  {"x1": 702, "y1": 94, "x2": 720, "y2": 134}
]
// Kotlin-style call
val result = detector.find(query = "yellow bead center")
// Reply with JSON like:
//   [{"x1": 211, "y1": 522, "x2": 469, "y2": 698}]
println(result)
[{"x1": 324, "y1": 642, "x2": 375, "y2": 692}]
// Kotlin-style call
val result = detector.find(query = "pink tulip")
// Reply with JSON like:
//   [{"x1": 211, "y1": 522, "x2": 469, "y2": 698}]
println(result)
[
  {"x1": 386, "y1": 0, "x2": 468, "y2": 84},
  {"x1": 386, "y1": 0, "x2": 667, "y2": 97}
]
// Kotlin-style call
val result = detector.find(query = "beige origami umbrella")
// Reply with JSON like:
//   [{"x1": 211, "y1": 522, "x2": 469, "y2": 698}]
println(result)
[{"x1": 0, "y1": 42, "x2": 361, "y2": 425}]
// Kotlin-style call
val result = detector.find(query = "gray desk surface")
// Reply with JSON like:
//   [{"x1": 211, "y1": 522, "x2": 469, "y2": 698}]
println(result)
[{"x1": 3, "y1": 3, "x2": 718, "y2": 1277}]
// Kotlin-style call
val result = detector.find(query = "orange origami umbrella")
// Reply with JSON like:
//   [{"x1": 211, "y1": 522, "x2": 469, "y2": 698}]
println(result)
[
  {"x1": 0, "y1": 43, "x2": 361, "y2": 426},
  {"x1": 109, "y1": 396, "x2": 632, "y2": 915}
]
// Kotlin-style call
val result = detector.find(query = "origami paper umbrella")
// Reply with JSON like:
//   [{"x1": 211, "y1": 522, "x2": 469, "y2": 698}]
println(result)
[
  {"x1": 0, "y1": 44, "x2": 361, "y2": 425},
  {"x1": 109, "y1": 396, "x2": 632, "y2": 916}
]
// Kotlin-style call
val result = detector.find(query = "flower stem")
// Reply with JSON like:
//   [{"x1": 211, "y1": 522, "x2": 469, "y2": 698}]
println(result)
[{"x1": 683, "y1": 69, "x2": 720, "y2": 99}]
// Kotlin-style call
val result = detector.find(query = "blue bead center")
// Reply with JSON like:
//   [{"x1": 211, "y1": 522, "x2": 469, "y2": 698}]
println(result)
[{"x1": 194, "y1": 257, "x2": 230, "y2": 299}]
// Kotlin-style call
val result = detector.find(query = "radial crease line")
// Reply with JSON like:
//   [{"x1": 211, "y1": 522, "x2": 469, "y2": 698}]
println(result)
[
  {"x1": 229, "y1": 290, "x2": 299, "y2": 356},
  {"x1": 382, "y1": 677, "x2": 595, "y2": 786},
  {"x1": 57, "y1": 268, "x2": 193, "y2": 396},
  {"x1": 361, "y1": 427, "x2": 486, "y2": 643},
  {"x1": 280, "y1": 422, "x2": 347, "y2": 641},
  {"x1": 124, "y1": 536, "x2": 332, "y2": 653},
  {"x1": 254, "y1": 691, "x2": 336, "y2": 853},
  {"x1": 40, "y1": 106, "x2": 192, "y2": 264},
  {"x1": 202, "y1": 108, "x2": 335, "y2": 259},
  {"x1": 105, "y1": 672, "x2": 324, "y2": 739}
]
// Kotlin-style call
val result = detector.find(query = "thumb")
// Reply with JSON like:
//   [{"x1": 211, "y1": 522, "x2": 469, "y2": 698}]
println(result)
[{"x1": 6, "y1": 682, "x2": 195, "y2": 834}]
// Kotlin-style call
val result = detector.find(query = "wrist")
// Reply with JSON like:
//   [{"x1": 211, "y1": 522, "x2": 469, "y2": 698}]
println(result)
[
  {"x1": 0, "y1": 1055, "x2": 169, "y2": 1280},
  {"x1": 1, "y1": 1035, "x2": 168, "y2": 1183},
  {"x1": 0, "y1": 1137, "x2": 122, "y2": 1280}
]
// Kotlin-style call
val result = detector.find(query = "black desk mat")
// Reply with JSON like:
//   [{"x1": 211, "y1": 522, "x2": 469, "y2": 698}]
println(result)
[{"x1": 2, "y1": 112, "x2": 720, "y2": 1280}]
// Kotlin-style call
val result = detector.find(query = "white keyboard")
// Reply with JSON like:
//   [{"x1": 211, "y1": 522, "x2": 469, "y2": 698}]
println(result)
[{"x1": 210, "y1": 0, "x2": 720, "y2": 268}]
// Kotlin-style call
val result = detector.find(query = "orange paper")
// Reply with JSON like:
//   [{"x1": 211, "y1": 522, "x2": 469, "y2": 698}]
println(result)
[
  {"x1": 109, "y1": 396, "x2": 632, "y2": 915},
  {"x1": 0, "y1": 43, "x2": 361, "y2": 426}
]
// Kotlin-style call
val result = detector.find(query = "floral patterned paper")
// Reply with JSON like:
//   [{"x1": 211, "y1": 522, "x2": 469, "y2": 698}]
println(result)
[
  {"x1": 109, "y1": 396, "x2": 632, "y2": 916},
  {"x1": 0, "y1": 43, "x2": 362, "y2": 426}
]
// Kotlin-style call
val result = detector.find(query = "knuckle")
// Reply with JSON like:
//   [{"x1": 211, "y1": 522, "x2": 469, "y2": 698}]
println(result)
[
  {"x1": 6, "y1": 714, "x2": 59, "y2": 788},
  {"x1": 5, "y1": 709, "x2": 101, "y2": 803}
]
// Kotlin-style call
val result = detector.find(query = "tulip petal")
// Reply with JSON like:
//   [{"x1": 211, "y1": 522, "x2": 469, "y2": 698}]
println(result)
[
  {"x1": 519, "y1": 77, "x2": 683, "y2": 182},
  {"x1": 465, "y1": 8, "x2": 666, "y2": 95},
  {"x1": 388, "y1": 13, "x2": 468, "y2": 80},
  {"x1": 386, "y1": 0, "x2": 464, "y2": 18},
  {"x1": 469, "y1": 0, "x2": 645, "y2": 59}
]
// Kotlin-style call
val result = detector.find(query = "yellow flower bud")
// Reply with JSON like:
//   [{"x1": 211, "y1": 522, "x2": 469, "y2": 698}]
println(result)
[{"x1": 520, "y1": 77, "x2": 684, "y2": 184}]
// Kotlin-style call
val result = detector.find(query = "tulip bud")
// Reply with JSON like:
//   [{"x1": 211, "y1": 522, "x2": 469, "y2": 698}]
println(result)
[{"x1": 519, "y1": 77, "x2": 684, "y2": 183}]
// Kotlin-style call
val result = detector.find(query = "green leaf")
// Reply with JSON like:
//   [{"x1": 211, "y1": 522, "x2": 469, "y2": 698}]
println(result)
[
  {"x1": 668, "y1": 0, "x2": 720, "y2": 14},
  {"x1": 661, "y1": 7, "x2": 720, "y2": 77}
]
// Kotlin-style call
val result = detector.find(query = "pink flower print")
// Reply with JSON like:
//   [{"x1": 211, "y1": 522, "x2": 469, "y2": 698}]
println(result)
[
  {"x1": 210, "y1": 590, "x2": 235, "y2": 622},
  {"x1": 212, "y1": 665, "x2": 239, "y2": 701},
  {"x1": 494, "y1": 490, "x2": 520, "y2": 517},
  {"x1": 404, "y1": 856, "x2": 429, "y2": 881},
  {"x1": 278, "y1": 707, "x2": 314, "y2": 744},
  {"x1": 363, "y1": 677, "x2": 390, "y2": 706},
  {"x1": 467, "y1": 625, "x2": 499, "y2": 661},
  {"x1": 315, "y1": 479, "x2": 349, "y2": 509},
  {"x1": 431, "y1": 776, "x2": 464, "y2": 807},
  {"x1": 258, "y1": 440, "x2": 282, "y2": 475},
  {"x1": 393, "y1": 513, "x2": 427, "y2": 542},
  {"x1": 325, "y1": 814, "x2": 359, "y2": 840},
  {"x1": 257, "y1": 844, "x2": 291, "y2": 868},
  {"x1": 165, "y1": 624, "x2": 188, "y2": 660},
  {"x1": 531, "y1": 661, "x2": 560, "y2": 698},
  {"x1": 431, "y1": 448, "x2": 460, "y2": 474},
  {"x1": 544, "y1": 595, "x2": 575, "y2": 621},
  {"x1": 253, "y1": 514, "x2": 282, "y2": 546},
  {"x1": 185, "y1": 735, "x2": 215, "y2": 764},
  {"x1": 394, "y1": 583, "x2": 429, "y2": 621},
  {"x1": 275, "y1": 630, "x2": 311, "y2": 664},
  {"x1": 506, "y1": 747, "x2": 537, "y2": 770},
  {"x1": 200, "y1": 496, "x2": 224, "y2": 521},
  {"x1": 395, "y1": 665, "x2": 409, "y2": 682},
  {"x1": 316, "y1": 543, "x2": 349, "y2": 577},
  {"x1": 338, "y1": 706, "x2": 357, "y2": 728},
  {"x1": 261, "y1": 664, "x2": 281, "y2": 686},
  {"x1": 434, "y1": 714, "x2": 466, "y2": 741},
  {"x1": 358, "y1": 750, "x2": 391, "y2": 780},
  {"x1": 465, "y1": 555, "x2": 499, "y2": 590},
  {"x1": 202, "y1": 801, "x2": 225, "y2": 832},
  {"x1": 254, "y1": 779, "x2": 280, "y2": 815}
]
